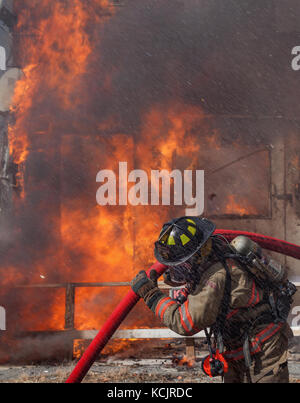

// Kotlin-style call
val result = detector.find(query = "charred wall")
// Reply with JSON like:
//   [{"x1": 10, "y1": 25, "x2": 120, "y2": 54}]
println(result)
[{"x1": 0, "y1": 0, "x2": 20, "y2": 250}]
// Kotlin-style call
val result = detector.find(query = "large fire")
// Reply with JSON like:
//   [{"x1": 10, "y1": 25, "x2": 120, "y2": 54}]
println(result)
[{"x1": 0, "y1": 1, "x2": 265, "y2": 362}]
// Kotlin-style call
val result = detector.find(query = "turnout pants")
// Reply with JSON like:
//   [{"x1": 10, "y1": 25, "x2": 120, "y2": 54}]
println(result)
[{"x1": 223, "y1": 329, "x2": 290, "y2": 383}]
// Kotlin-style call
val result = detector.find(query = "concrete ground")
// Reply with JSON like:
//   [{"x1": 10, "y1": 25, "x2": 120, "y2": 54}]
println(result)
[
  {"x1": 0, "y1": 358, "x2": 299, "y2": 383},
  {"x1": 0, "y1": 338, "x2": 299, "y2": 383},
  {"x1": 0, "y1": 340, "x2": 219, "y2": 383}
]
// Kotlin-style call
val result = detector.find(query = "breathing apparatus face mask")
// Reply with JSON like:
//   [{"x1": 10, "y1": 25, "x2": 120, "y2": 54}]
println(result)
[
  {"x1": 168, "y1": 239, "x2": 213, "y2": 284},
  {"x1": 169, "y1": 261, "x2": 194, "y2": 283}
]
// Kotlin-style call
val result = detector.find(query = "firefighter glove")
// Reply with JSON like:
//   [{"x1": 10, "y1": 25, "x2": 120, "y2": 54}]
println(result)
[{"x1": 131, "y1": 270, "x2": 158, "y2": 298}]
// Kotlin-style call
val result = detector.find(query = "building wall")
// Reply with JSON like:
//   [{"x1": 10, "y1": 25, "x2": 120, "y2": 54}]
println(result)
[{"x1": 0, "y1": 0, "x2": 21, "y2": 224}]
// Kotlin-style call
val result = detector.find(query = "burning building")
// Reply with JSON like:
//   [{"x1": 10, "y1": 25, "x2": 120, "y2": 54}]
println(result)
[{"x1": 0, "y1": 0, "x2": 299, "y2": 364}]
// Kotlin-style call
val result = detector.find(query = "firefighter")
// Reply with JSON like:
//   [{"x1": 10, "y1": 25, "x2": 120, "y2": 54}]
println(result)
[{"x1": 130, "y1": 216, "x2": 294, "y2": 383}]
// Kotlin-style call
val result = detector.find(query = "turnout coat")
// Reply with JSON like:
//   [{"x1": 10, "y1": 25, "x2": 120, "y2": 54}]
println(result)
[{"x1": 143, "y1": 260, "x2": 293, "y2": 383}]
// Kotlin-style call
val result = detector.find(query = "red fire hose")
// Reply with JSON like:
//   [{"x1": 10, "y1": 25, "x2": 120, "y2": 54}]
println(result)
[
  {"x1": 214, "y1": 229, "x2": 300, "y2": 260},
  {"x1": 66, "y1": 261, "x2": 167, "y2": 383},
  {"x1": 66, "y1": 230, "x2": 300, "y2": 383}
]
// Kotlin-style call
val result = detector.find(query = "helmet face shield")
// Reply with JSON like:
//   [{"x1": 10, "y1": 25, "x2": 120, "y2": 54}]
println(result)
[{"x1": 154, "y1": 216, "x2": 216, "y2": 266}]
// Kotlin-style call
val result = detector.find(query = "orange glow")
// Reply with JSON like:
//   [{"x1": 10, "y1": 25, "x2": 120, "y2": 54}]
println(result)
[
  {"x1": 2, "y1": 0, "x2": 264, "y2": 364},
  {"x1": 225, "y1": 195, "x2": 258, "y2": 216},
  {"x1": 173, "y1": 354, "x2": 195, "y2": 368}
]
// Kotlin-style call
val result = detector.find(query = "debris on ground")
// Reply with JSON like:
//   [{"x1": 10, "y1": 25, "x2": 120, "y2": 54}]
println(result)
[{"x1": 0, "y1": 338, "x2": 299, "y2": 383}]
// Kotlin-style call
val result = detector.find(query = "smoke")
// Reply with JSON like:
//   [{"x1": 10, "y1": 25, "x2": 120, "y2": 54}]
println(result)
[
  {"x1": 83, "y1": 0, "x2": 287, "y2": 138},
  {"x1": 0, "y1": 0, "x2": 297, "y2": 362}
]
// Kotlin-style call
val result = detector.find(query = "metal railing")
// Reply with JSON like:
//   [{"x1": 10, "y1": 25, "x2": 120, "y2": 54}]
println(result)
[
  {"x1": 17, "y1": 281, "x2": 300, "y2": 333},
  {"x1": 15, "y1": 281, "x2": 300, "y2": 360}
]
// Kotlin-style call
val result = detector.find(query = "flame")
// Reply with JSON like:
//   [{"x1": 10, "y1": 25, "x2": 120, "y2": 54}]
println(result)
[
  {"x1": 137, "y1": 104, "x2": 204, "y2": 170},
  {"x1": 73, "y1": 339, "x2": 132, "y2": 359},
  {"x1": 173, "y1": 354, "x2": 195, "y2": 368},
  {"x1": 9, "y1": 0, "x2": 111, "y2": 180},
  {"x1": 225, "y1": 195, "x2": 258, "y2": 216},
  {"x1": 1, "y1": 1, "x2": 265, "y2": 363}
]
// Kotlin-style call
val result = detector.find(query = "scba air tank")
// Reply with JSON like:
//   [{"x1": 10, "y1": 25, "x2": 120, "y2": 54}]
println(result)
[{"x1": 230, "y1": 235, "x2": 286, "y2": 284}]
